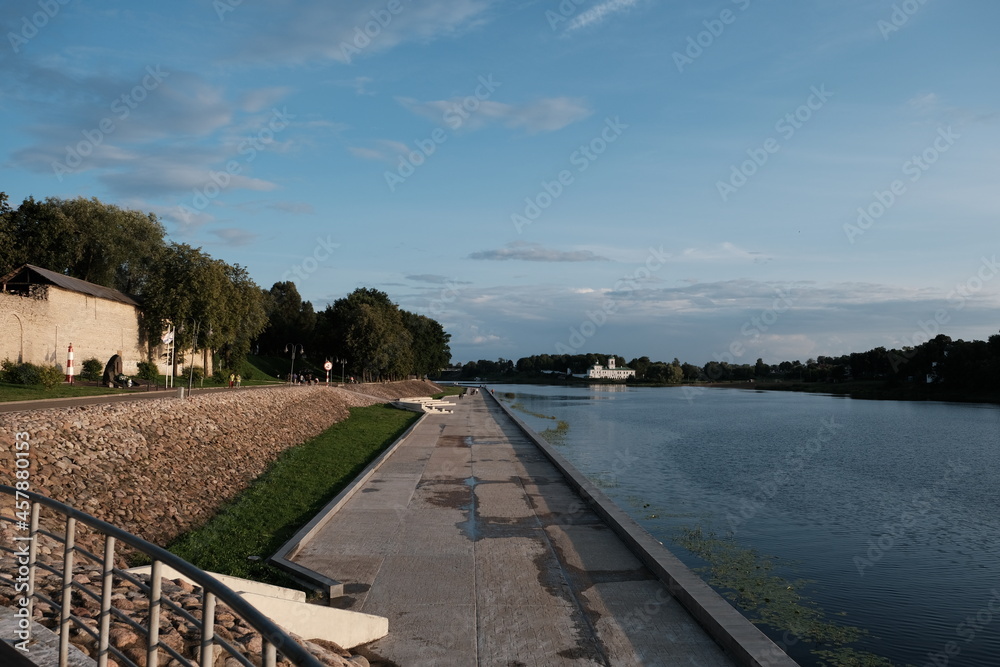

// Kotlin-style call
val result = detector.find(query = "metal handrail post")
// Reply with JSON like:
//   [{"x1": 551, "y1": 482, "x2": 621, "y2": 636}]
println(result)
[
  {"x1": 97, "y1": 536, "x2": 115, "y2": 667},
  {"x1": 59, "y1": 516, "x2": 76, "y2": 667},
  {"x1": 201, "y1": 590, "x2": 216, "y2": 667},
  {"x1": 148, "y1": 560, "x2": 162, "y2": 667},
  {"x1": 27, "y1": 502, "x2": 40, "y2": 621}
]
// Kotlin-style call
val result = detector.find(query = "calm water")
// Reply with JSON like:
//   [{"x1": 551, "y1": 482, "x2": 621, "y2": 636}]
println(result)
[{"x1": 496, "y1": 384, "x2": 1000, "y2": 667}]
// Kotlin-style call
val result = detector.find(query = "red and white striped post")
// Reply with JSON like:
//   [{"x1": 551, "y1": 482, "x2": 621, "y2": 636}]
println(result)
[{"x1": 66, "y1": 343, "x2": 75, "y2": 384}]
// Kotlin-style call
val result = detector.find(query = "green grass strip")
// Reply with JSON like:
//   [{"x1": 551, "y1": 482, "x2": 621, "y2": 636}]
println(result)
[
  {"x1": 0, "y1": 382, "x2": 121, "y2": 402},
  {"x1": 431, "y1": 386, "x2": 464, "y2": 399},
  {"x1": 166, "y1": 404, "x2": 419, "y2": 587}
]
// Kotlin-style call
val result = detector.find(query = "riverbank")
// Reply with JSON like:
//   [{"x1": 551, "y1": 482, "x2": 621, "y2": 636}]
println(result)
[
  {"x1": 740, "y1": 379, "x2": 1000, "y2": 405},
  {"x1": 481, "y1": 375, "x2": 1000, "y2": 406}
]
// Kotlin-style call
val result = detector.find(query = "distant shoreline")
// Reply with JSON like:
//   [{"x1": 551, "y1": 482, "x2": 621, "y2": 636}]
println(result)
[
  {"x1": 475, "y1": 376, "x2": 1000, "y2": 406},
  {"x1": 717, "y1": 380, "x2": 1000, "y2": 406}
]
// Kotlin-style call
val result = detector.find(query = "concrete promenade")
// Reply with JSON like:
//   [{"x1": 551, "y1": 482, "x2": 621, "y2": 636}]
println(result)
[{"x1": 285, "y1": 393, "x2": 787, "y2": 666}]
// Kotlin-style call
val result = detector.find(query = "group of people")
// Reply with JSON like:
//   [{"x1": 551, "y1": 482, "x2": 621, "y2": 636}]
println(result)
[
  {"x1": 228, "y1": 373, "x2": 242, "y2": 388},
  {"x1": 289, "y1": 372, "x2": 320, "y2": 385}
]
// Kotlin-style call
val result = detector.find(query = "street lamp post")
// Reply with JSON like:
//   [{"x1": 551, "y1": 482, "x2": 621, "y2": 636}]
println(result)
[
  {"x1": 337, "y1": 357, "x2": 346, "y2": 383},
  {"x1": 182, "y1": 320, "x2": 202, "y2": 395},
  {"x1": 286, "y1": 344, "x2": 304, "y2": 384}
]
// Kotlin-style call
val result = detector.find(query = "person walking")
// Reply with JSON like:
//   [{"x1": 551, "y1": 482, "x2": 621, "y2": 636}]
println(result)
[
  {"x1": 229, "y1": 372, "x2": 235, "y2": 388},
  {"x1": 236, "y1": 374, "x2": 242, "y2": 387}
]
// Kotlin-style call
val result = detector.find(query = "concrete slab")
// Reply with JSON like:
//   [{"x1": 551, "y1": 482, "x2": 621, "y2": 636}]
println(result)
[
  {"x1": 0, "y1": 607, "x2": 95, "y2": 667},
  {"x1": 283, "y1": 394, "x2": 793, "y2": 666}
]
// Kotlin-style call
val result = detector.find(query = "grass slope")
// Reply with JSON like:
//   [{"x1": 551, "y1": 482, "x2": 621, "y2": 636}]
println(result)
[{"x1": 166, "y1": 404, "x2": 419, "y2": 586}]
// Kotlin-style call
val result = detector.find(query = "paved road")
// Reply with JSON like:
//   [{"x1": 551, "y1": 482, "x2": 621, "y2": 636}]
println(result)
[{"x1": 290, "y1": 393, "x2": 738, "y2": 666}]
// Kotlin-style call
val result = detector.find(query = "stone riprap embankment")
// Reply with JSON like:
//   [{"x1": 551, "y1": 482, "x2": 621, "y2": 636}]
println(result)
[
  {"x1": 0, "y1": 381, "x2": 441, "y2": 666},
  {"x1": 0, "y1": 382, "x2": 436, "y2": 548},
  {"x1": 340, "y1": 379, "x2": 443, "y2": 402}
]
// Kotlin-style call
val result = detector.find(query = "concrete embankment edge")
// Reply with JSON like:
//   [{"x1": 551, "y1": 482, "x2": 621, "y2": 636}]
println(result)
[
  {"x1": 269, "y1": 412, "x2": 429, "y2": 598},
  {"x1": 485, "y1": 390, "x2": 798, "y2": 667}
]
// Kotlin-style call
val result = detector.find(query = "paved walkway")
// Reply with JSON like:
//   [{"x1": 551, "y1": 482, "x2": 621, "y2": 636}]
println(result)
[{"x1": 290, "y1": 393, "x2": 738, "y2": 666}]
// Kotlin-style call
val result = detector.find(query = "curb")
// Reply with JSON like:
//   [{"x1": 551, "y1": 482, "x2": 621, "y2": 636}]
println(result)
[{"x1": 268, "y1": 410, "x2": 429, "y2": 599}]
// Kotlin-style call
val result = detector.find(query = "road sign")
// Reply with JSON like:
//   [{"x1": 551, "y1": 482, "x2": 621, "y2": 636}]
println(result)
[{"x1": 323, "y1": 361, "x2": 333, "y2": 371}]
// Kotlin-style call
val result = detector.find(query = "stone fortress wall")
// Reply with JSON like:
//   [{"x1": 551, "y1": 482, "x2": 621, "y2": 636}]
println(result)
[{"x1": 0, "y1": 286, "x2": 151, "y2": 377}]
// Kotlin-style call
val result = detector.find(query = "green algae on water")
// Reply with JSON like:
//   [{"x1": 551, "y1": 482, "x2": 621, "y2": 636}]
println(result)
[{"x1": 676, "y1": 527, "x2": 896, "y2": 667}]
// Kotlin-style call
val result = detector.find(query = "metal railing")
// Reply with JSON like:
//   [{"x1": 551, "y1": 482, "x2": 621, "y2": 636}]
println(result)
[{"x1": 0, "y1": 485, "x2": 324, "y2": 667}]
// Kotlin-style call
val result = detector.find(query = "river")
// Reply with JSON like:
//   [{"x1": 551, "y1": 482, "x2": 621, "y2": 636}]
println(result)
[{"x1": 494, "y1": 384, "x2": 1000, "y2": 667}]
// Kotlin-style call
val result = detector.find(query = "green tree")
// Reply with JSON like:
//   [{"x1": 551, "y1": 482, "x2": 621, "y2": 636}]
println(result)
[
  {"x1": 629, "y1": 356, "x2": 651, "y2": 379},
  {"x1": 257, "y1": 281, "x2": 317, "y2": 355},
  {"x1": 324, "y1": 288, "x2": 414, "y2": 381},
  {"x1": 212, "y1": 263, "x2": 269, "y2": 369},
  {"x1": 142, "y1": 243, "x2": 264, "y2": 373},
  {"x1": 0, "y1": 196, "x2": 165, "y2": 293},
  {"x1": 81, "y1": 358, "x2": 103, "y2": 382},
  {"x1": 401, "y1": 311, "x2": 451, "y2": 377}
]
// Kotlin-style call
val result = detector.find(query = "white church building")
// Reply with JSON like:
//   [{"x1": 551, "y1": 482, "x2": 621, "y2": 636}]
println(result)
[{"x1": 586, "y1": 358, "x2": 636, "y2": 381}]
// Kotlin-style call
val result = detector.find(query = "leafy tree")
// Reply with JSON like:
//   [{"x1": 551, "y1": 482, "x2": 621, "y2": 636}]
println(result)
[
  {"x1": 0, "y1": 196, "x2": 165, "y2": 293},
  {"x1": 81, "y1": 358, "x2": 104, "y2": 382},
  {"x1": 322, "y1": 289, "x2": 406, "y2": 381},
  {"x1": 142, "y1": 243, "x2": 265, "y2": 374},
  {"x1": 136, "y1": 361, "x2": 160, "y2": 386},
  {"x1": 401, "y1": 311, "x2": 452, "y2": 377},
  {"x1": 211, "y1": 263, "x2": 269, "y2": 369},
  {"x1": 256, "y1": 281, "x2": 316, "y2": 355},
  {"x1": 628, "y1": 356, "x2": 651, "y2": 379}
]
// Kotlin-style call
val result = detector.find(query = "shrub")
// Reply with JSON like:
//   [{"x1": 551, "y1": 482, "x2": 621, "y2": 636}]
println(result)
[
  {"x1": 0, "y1": 358, "x2": 14, "y2": 383},
  {"x1": 38, "y1": 365, "x2": 64, "y2": 390},
  {"x1": 81, "y1": 358, "x2": 103, "y2": 382},
  {"x1": 239, "y1": 360, "x2": 255, "y2": 381},
  {"x1": 136, "y1": 361, "x2": 159, "y2": 383},
  {"x1": 1, "y1": 359, "x2": 41, "y2": 385},
  {"x1": 187, "y1": 366, "x2": 204, "y2": 382},
  {"x1": 213, "y1": 368, "x2": 229, "y2": 383}
]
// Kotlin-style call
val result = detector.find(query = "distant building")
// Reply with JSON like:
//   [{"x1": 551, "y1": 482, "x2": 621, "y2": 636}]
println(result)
[
  {"x1": 0, "y1": 264, "x2": 199, "y2": 380},
  {"x1": 586, "y1": 357, "x2": 635, "y2": 381}
]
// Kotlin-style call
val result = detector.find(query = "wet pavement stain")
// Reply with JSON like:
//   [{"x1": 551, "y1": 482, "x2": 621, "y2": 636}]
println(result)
[
  {"x1": 530, "y1": 549, "x2": 608, "y2": 664},
  {"x1": 439, "y1": 435, "x2": 472, "y2": 447},
  {"x1": 455, "y1": 476, "x2": 480, "y2": 540},
  {"x1": 418, "y1": 480, "x2": 472, "y2": 511}
]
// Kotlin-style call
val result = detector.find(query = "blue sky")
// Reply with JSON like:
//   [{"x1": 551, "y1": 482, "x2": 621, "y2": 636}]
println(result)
[{"x1": 2, "y1": 0, "x2": 998, "y2": 364}]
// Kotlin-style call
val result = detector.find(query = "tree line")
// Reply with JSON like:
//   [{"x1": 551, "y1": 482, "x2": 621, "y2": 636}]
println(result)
[
  {"x1": 464, "y1": 332, "x2": 1000, "y2": 390},
  {"x1": 254, "y1": 282, "x2": 450, "y2": 381},
  {"x1": 0, "y1": 193, "x2": 451, "y2": 379}
]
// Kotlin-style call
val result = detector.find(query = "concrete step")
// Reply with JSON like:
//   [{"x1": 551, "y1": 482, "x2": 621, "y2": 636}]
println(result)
[{"x1": 126, "y1": 565, "x2": 388, "y2": 649}]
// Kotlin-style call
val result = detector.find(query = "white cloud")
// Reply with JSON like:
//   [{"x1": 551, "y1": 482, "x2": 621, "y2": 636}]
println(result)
[
  {"x1": 469, "y1": 241, "x2": 609, "y2": 262},
  {"x1": 566, "y1": 0, "x2": 640, "y2": 32},
  {"x1": 677, "y1": 242, "x2": 771, "y2": 263},
  {"x1": 398, "y1": 96, "x2": 591, "y2": 133},
  {"x1": 239, "y1": 87, "x2": 293, "y2": 113},
  {"x1": 226, "y1": 1, "x2": 495, "y2": 65},
  {"x1": 211, "y1": 227, "x2": 259, "y2": 246},
  {"x1": 349, "y1": 139, "x2": 410, "y2": 162}
]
